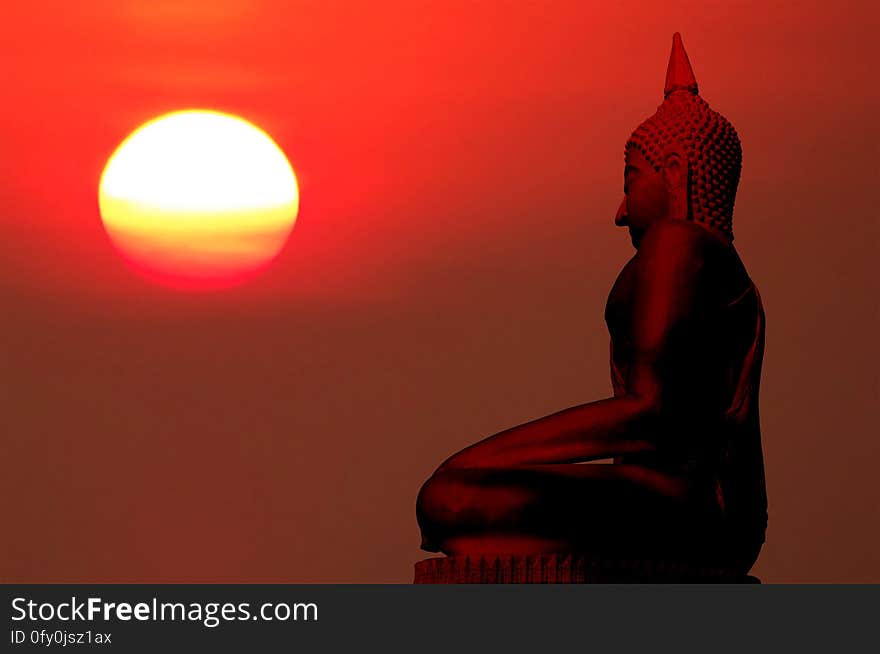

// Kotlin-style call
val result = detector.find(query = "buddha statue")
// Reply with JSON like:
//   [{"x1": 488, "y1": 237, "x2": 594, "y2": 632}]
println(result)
[{"x1": 415, "y1": 33, "x2": 768, "y2": 582}]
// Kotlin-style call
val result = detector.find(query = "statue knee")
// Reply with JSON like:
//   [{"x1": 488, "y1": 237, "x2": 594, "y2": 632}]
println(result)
[{"x1": 416, "y1": 471, "x2": 456, "y2": 531}]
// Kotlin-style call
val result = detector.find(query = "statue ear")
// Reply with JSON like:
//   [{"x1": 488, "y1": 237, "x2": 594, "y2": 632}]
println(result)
[{"x1": 662, "y1": 150, "x2": 688, "y2": 220}]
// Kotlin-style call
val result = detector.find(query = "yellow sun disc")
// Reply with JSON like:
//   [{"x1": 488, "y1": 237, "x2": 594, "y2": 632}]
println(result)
[{"x1": 99, "y1": 109, "x2": 299, "y2": 289}]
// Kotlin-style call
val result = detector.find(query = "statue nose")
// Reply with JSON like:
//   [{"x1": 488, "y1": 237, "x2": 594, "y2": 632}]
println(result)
[{"x1": 615, "y1": 197, "x2": 629, "y2": 226}]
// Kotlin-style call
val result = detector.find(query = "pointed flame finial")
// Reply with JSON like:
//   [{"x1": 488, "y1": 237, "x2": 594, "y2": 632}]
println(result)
[{"x1": 664, "y1": 32, "x2": 698, "y2": 98}]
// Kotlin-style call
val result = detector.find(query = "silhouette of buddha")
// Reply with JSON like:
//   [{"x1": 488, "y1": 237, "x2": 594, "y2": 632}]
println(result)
[{"x1": 415, "y1": 33, "x2": 768, "y2": 582}]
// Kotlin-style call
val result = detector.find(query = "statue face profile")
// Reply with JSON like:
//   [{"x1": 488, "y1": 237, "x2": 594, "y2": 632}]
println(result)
[{"x1": 615, "y1": 147, "x2": 683, "y2": 248}]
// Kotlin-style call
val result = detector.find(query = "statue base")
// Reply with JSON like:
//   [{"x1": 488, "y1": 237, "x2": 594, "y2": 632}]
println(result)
[{"x1": 414, "y1": 554, "x2": 759, "y2": 583}]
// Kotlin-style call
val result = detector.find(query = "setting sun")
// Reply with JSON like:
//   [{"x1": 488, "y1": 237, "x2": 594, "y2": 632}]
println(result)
[{"x1": 99, "y1": 109, "x2": 299, "y2": 289}]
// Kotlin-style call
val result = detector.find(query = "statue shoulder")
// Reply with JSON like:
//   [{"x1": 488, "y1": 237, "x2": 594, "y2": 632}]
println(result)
[
  {"x1": 637, "y1": 220, "x2": 750, "y2": 305},
  {"x1": 635, "y1": 220, "x2": 712, "y2": 281},
  {"x1": 640, "y1": 219, "x2": 716, "y2": 255}
]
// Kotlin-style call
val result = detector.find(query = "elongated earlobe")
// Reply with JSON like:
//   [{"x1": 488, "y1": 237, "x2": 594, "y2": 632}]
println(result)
[{"x1": 662, "y1": 151, "x2": 689, "y2": 220}]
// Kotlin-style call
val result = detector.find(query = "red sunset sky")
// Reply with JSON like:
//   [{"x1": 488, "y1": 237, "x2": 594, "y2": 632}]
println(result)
[{"x1": 1, "y1": 1, "x2": 877, "y2": 581}]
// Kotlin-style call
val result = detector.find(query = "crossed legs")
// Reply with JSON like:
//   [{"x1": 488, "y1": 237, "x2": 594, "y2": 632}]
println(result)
[{"x1": 417, "y1": 462, "x2": 728, "y2": 565}]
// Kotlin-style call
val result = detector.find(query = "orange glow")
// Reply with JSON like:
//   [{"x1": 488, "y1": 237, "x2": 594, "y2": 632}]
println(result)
[{"x1": 99, "y1": 110, "x2": 299, "y2": 290}]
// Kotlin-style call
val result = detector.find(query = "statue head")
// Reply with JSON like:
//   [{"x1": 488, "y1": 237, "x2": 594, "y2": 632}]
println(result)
[{"x1": 615, "y1": 33, "x2": 742, "y2": 246}]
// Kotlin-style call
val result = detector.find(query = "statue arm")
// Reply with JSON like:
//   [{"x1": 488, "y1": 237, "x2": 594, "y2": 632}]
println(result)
[{"x1": 437, "y1": 222, "x2": 706, "y2": 470}]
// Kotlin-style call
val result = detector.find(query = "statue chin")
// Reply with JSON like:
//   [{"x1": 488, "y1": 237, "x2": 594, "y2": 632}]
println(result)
[{"x1": 629, "y1": 229, "x2": 642, "y2": 248}]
